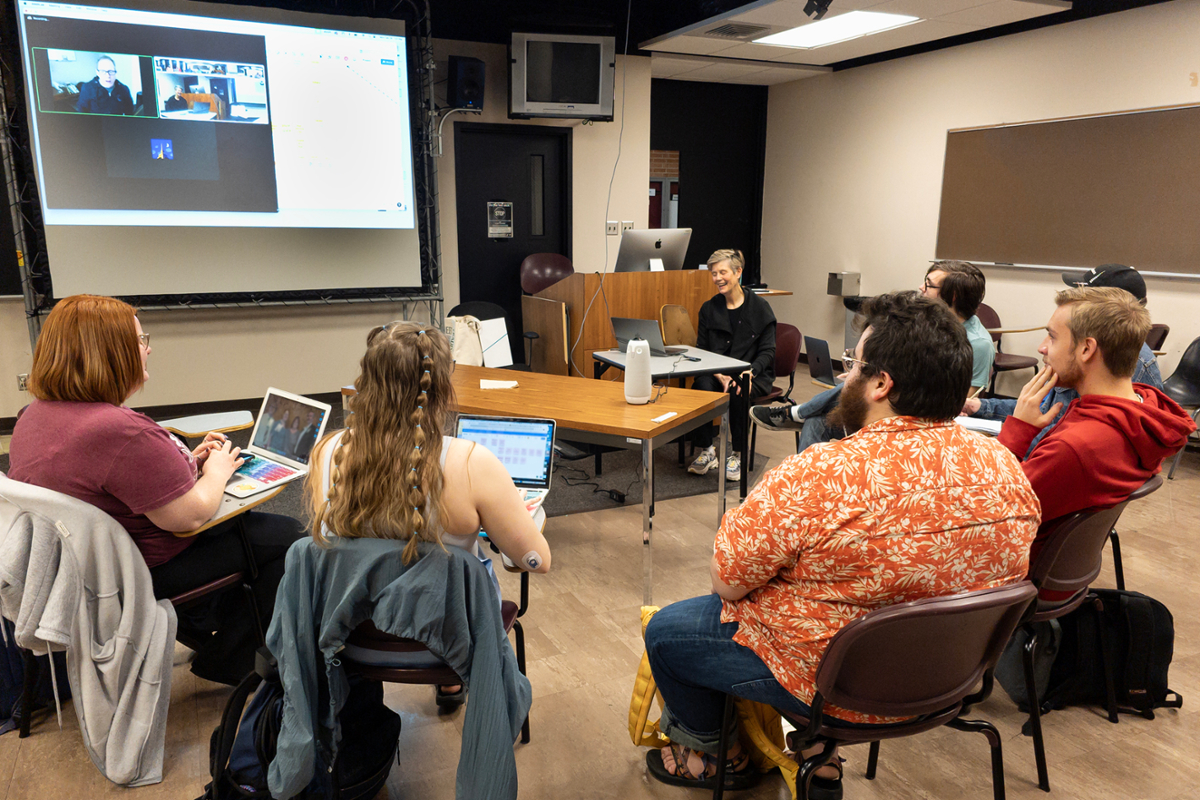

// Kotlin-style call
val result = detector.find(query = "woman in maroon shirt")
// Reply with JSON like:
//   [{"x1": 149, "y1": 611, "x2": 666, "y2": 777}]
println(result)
[{"x1": 8, "y1": 295, "x2": 303, "y2": 685}]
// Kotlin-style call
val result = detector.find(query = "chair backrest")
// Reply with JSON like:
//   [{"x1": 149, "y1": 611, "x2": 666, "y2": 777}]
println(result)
[
  {"x1": 813, "y1": 582, "x2": 1037, "y2": 718},
  {"x1": 1145, "y1": 323, "x2": 1170, "y2": 351},
  {"x1": 447, "y1": 301, "x2": 505, "y2": 321},
  {"x1": 1165, "y1": 335, "x2": 1200, "y2": 394},
  {"x1": 1028, "y1": 502, "x2": 1133, "y2": 596},
  {"x1": 519, "y1": 253, "x2": 574, "y2": 295},
  {"x1": 659, "y1": 304, "x2": 696, "y2": 347},
  {"x1": 975, "y1": 303, "x2": 1003, "y2": 346},
  {"x1": 774, "y1": 323, "x2": 802, "y2": 380}
]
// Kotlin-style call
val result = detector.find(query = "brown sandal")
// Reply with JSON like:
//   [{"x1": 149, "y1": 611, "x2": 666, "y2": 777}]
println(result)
[{"x1": 645, "y1": 742, "x2": 760, "y2": 790}]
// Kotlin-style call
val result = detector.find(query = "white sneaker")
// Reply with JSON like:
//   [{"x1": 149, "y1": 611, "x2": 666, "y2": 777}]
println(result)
[
  {"x1": 688, "y1": 446, "x2": 718, "y2": 475},
  {"x1": 725, "y1": 454, "x2": 742, "y2": 482}
]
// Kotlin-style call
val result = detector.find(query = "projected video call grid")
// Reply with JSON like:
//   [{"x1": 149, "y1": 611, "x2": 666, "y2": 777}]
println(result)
[{"x1": 22, "y1": 14, "x2": 278, "y2": 213}]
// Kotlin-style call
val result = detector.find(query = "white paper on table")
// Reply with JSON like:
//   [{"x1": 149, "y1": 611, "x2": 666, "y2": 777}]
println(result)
[
  {"x1": 480, "y1": 379, "x2": 519, "y2": 389},
  {"x1": 478, "y1": 317, "x2": 514, "y2": 368},
  {"x1": 955, "y1": 416, "x2": 1002, "y2": 436}
]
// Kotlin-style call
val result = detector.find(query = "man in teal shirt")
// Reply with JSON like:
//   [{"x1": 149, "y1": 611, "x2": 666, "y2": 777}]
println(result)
[{"x1": 920, "y1": 260, "x2": 994, "y2": 391}]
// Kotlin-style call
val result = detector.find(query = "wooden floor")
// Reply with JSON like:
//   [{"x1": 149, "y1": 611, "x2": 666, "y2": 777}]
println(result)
[{"x1": 3, "y1": 374, "x2": 1198, "y2": 800}]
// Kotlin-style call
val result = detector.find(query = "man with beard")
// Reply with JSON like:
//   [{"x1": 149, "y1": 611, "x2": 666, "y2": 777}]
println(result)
[
  {"x1": 642, "y1": 292, "x2": 1039, "y2": 797},
  {"x1": 997, "y1": 286, "x2": 1195, "y2": 567}
]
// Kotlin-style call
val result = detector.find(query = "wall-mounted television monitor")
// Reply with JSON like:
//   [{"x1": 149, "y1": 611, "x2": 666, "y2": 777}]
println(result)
[{"x1": 509, "y1": 32, "x2": 614, "y2": 121}]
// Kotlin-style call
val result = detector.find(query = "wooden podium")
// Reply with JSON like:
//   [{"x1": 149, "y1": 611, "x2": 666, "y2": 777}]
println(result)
[{"x1": 520, "y1": 270, "x2": 713, "y2": 377}]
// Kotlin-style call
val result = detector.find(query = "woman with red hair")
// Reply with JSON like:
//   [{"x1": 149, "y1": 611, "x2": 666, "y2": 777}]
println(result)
[{"x1": 7, "y1": 295, "x2": 302, "y2": 685}]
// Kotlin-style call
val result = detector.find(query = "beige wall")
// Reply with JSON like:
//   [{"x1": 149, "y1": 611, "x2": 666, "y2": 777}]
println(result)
[
  {"x1": 761, "y1": 0, "x2": 1200, "y2": 395},
  {"x1": 433, "y1": 41, "x2": 651, "y2": 310},
  {"x1": 0, "y1": 42, "x2": 651, "y2": 419}
]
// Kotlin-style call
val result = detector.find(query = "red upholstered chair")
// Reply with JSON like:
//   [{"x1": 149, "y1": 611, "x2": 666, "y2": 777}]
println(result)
[
  {"x1": 975, "y1": 303, "x2": 1039, "y2": 396},
  {"x1": 519, "y1": 253, "x2": 574, "y2": 295},
  {"x1": 748, "y1": 323, "x2": 802, "y2": 471}
]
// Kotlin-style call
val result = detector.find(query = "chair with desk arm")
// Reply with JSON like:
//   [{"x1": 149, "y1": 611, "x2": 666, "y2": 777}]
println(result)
[
  {"x1": 1163, "y1": 335, "x2": 1200, "y2": 479},
  {"x1": 976, "y1": 303, "x2": 1040, "y2": 396},
  {"x1": 747, "y1": 323, "x2": 802, "y2": 471},
  {"x1": 707, "y1": 581, "x2": 1037, "y2": 800}
]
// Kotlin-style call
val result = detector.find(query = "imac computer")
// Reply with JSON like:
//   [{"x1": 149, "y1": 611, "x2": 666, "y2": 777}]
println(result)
[{"x1": 613, "y1": 228, "x2": 692, "y2": 272}]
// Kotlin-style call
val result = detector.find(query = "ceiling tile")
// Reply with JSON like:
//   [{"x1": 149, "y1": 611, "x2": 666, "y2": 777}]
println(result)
[
  {"x1": 649, "y1": 55, "x2": 713, "y2": 78},
  {"x1": 643, "y1": 35, "x2": 740, "y2": 56},
  {"x1": 722, "y1": 67, "x2": 825, "y2": 85},
  {"x1": 715, "y1": 41, "x2": 817, "y2": 60},
  {"x1": 677, "y1": 62, "x2": 771, "y2": 82},
  {"x1": 937, "y1": 0, "x2": 1068, "y2": 27}
]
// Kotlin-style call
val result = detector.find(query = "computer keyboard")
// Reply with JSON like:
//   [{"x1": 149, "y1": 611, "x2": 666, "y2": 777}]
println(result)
[{"x1": 235, "y1": 460, "x2": 296, "y2": 484}]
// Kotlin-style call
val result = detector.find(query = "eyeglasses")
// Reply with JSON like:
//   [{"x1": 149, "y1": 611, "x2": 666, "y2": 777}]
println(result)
[
  {"x1": 922, "y1": 278, "x2": 942, "y2": 292},
  {"x1": 842, "y1": 348, "x2": 868, "y2": 372},
  {"x1": 137, "y1": 333, "x2": 150, "y2": 348},
  {"x1": 98, "y1": 69, "x2": 117, "y2": 76}
]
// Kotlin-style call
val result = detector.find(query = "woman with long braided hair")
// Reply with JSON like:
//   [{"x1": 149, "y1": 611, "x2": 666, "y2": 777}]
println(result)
[{"x1": 305, "y1": 321, "x2": 551, "y2": 708}]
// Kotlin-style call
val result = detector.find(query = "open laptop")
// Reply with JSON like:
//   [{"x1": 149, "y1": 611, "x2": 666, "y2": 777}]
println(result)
[
  {"x1": 455, "y1": 414, "x2": 556, "y2": 511},
  {"x1": 805, "y1": 336, "x2": 838, "y2": 387},
  {"x1": 611, "y1": 317, "x2": 687, "y2": 357},
  {"x1": 224, "y1": 388, "x2": 331, "y2": 499}
]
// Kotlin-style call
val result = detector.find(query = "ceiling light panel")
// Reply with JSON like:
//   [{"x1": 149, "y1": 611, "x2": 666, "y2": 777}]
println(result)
[{"x1": 754, "y1": 10, "x2": 920, "y2": 48}]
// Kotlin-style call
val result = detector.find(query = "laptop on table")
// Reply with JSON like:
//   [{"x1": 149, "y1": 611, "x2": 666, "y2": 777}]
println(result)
[
  {"x1": 611, "y1": 317, "x2": 687, "y2": 358},
  {"x1": 455, "y1": 414, "x2": 556, "y2": 512},
  {"x1": 224, "y1": 388, "x2": 331, "y2": 499}
]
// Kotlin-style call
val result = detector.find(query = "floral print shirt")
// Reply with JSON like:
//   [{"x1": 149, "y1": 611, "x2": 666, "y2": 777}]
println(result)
[{"x1": 715, "y1": 416, "x2": 1040, "y2": 723}]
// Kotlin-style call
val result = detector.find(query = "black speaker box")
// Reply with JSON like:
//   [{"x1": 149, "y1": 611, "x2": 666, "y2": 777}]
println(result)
[{"x1": 447, "y1": 56, "x2": 485, "y2": 110}]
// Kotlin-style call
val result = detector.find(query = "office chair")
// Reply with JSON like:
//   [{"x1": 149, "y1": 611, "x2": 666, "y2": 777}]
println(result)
[{"x1": 709, "y1": 582, "x2": 1037, "y2": 800}]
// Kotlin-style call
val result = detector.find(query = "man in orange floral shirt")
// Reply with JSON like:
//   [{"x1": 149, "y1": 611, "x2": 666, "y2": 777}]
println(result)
[{"x1": 645, "y1": 292, "x2": 1040, "y2": 796}]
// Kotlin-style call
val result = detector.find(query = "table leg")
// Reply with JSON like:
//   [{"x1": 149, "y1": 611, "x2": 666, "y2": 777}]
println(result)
[
  {"x1": 642, "y1": 438, "x2": 654, "y2": 606},
  {"x1": 737, "y1": 374, "x2": 750, "y2": 501},
  {"x1": 594, "y1": 362, "x2": 606, "y2": 380},
  {"x1": 717, "y1": 410, "x2": 728, "y2": 528}
]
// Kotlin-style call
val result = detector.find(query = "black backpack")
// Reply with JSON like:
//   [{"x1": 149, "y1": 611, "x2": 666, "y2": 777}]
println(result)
[
  {"x1": 197, "y1": 649, "x2": 401, "y2": 800},
  {"x1": 1041, "y1": 588, "x2": 1182, "y2": 719}
]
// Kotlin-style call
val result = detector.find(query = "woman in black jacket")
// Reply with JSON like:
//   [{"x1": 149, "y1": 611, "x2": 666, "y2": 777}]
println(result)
[{"x1": 689, "y1": 249, "x2": 776, "y2": 481}]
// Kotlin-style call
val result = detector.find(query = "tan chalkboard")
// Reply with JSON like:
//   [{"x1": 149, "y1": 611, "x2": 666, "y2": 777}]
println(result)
[{"x1": 935, "y1": 105, "x2": 1200, "y2": 276}]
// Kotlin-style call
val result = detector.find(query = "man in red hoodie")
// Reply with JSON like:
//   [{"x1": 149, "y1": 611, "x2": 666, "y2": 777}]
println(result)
[{"x1": 999, "y1": 286, "x2": 1196, "y2": 563}]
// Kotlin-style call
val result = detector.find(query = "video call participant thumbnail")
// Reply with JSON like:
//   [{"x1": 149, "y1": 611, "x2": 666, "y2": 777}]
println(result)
[
  {"x1": 75, "y1": 55, "x2": 133, "y2": 115},
  {"x1": 164, "y1": 85, "x2": 188, "y2": 112}
]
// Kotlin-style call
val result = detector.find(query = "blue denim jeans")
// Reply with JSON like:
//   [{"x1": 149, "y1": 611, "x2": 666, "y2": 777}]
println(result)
[
  {"x1": 645, "y1": 594, "x2": 819, "y2": 752},
  {"x1": 796, "y1": 384, "x2": 845, "y2": 453}
]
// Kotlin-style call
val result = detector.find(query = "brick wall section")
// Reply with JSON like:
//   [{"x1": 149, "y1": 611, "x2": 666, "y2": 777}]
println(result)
[{"x1": 650, "y1": 149, "x2": 679, "y2": 178}]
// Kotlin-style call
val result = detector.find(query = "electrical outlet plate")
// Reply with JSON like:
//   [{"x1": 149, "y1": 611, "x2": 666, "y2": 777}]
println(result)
[
  {"x1": 606, "y1": 221, "x2": 619, "y2": 236},
  {"x1": 17, "y1": 373, "x2": 28, "y2": 391},
  {"x1": 621, "y1": 221, "x2": 634, "y2": 232}
]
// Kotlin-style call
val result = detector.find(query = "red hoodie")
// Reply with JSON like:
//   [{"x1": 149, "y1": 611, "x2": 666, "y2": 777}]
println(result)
[{"x1": 999, "y1": 384, "x2": 1196, "y2": 562}]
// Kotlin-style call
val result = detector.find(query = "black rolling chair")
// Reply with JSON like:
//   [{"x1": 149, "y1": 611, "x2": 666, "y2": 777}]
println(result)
[
  {"x1": 710, "y1": 582, "x2": 1037, "y2": 800},
  {"x1": 447, "y1": 301, "x2": 532, "y2": 371},
  {"x1": 1163, "y1": 335, "x2": 1200, "y2": 479}
]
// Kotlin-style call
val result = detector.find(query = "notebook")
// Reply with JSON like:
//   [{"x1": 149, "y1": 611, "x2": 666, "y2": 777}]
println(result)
[
  {"x1": 455, "y1": 414, "x2": 556, "y2": 511},
  {"x1": 805, "y1": 336, "x2": 837, "y2": 387},
  {"x1": 611, "y1": 317, "x2": 687, "y2": 357},
  {"x1": 224, "y1": 388, "x2": 331, "y2": 498}
]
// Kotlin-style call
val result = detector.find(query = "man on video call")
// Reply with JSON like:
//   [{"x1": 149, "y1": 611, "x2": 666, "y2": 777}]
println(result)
[
  {"x1": 164, "y1": 85, "x2": 189, "y2": 112},
  {"x1": 75, "y1": 55, "x2": 133, "y2": 115}
]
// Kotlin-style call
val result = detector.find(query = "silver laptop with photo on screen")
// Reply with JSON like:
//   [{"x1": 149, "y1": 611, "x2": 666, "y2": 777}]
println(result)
[
  {"x1": 611, "y1": 317, "x2": 687, "y2": 357},
  {"x1": 455, "y1": 414, "x2": 556, "y2": 511},
  {"x1": 224, "y1": 387, "x2": 331, "y2": 499},
  {"x1": 805, "y1": 336, "x2": 837, "y2": 387}
]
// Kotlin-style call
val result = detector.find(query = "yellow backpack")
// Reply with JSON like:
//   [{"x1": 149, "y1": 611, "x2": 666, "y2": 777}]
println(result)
[{"x1": 627, "y1": 606, "x2": 803, "y2": 799}]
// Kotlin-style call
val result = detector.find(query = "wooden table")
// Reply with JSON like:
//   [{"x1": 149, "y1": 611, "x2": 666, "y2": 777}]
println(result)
[
  {"x1": 592, "y1": 346, "x2": 752, "y2": 501},
  {"x1": 343, "y1": 365, "x2": 731, "y2": 604}
]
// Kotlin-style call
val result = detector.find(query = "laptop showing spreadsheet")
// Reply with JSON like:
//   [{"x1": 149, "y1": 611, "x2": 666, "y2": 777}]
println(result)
[
  {"x1": 455, "y1": 415, "x2": 556, "y2": 509},
  {"x1": 224, "y1": 387, "x2": 331, "y2": 499}
]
